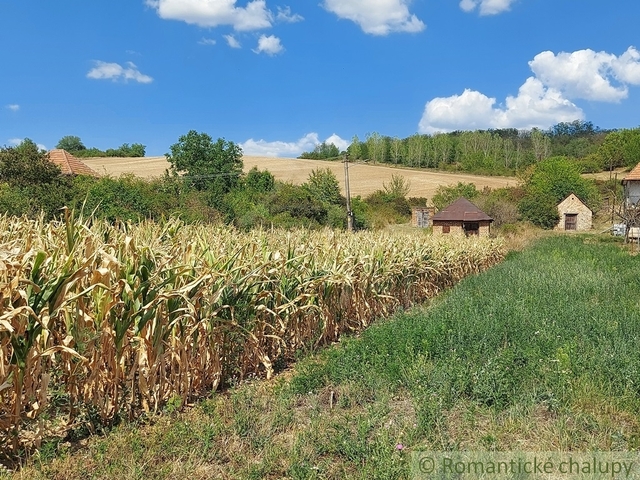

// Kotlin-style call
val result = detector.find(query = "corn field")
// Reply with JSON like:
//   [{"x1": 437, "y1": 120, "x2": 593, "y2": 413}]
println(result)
[{"x1": 0, "y1": 212, "x2": 504, "y2": 453}]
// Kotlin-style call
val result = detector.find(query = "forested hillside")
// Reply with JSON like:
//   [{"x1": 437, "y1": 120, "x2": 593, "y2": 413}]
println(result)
[{"x1": 321, "y1": 121, "x2": 640, "y2": 176}]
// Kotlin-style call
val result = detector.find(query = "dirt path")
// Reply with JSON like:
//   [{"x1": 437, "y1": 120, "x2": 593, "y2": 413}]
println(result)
[{"x1": 82, "y1": 156, "x2": 517, "y2": 199}]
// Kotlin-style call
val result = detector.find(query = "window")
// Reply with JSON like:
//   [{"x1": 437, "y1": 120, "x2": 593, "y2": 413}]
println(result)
[
  {"x1": 442, "y1": 225, "x2": 450, "y2": 234},
  {"x1": 463, "y1": 222, "x2": 479, "y2": 236}
]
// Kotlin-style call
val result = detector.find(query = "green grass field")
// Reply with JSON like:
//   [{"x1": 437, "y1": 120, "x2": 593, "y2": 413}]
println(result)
[{"x1": 9, "y1": 235, "x2": 640, "y2": 479}]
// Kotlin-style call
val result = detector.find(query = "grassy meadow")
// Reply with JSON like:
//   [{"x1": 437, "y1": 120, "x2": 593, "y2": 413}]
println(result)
[{"x1": 7, "y1": 234, "x2": 640, "y2": 479}]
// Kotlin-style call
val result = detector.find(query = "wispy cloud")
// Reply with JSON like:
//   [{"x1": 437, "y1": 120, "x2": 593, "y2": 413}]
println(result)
[
  {"x1": 459, "y1": 0, "x2": 518, "y2": 15},
  {"x1": 224, "y1": 34, "x2": 242, "y2": 49},
  {"x1": 418, "y1": 47, "x2": 640, "y2": 133},
  {"x1": 253, "y1": 34, "x2": 284, "y2": 55},
  {"x1": 276, "y1": 6, "x2": 303, "y2": 23},
  {"x1": 198, "y1": 37, "x2": 217, "y2": 46},
  {"x1": 6, "y1": 104, "x2": 20, "y2": 112},
  {"x1": 87, "y1": 61, "x2": 153, "y2": 84},
  {"x1": 322, "y1": 0, "x2": 425, "y2": 35}
]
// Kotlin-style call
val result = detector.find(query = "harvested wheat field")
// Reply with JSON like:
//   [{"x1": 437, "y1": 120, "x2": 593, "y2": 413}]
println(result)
[{"x1": 82, "y1": 156, "x2": 516, "y2": 199}]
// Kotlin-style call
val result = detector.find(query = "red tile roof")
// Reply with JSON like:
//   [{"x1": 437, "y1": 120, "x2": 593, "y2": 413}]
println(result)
[
  {"x1": 623, "y1": 163, "x2": 640, "y2": 182},
  {"x1": 432, "y1": 197, "x2": 493, "y2": 222},
  {"x1": 48, "y1": 149, "x2": 100, "y2": 177}
]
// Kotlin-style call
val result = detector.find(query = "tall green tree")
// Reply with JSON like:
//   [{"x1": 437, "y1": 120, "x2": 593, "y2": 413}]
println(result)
[
  {"x1": 166, "y1": 130, "x2": 243, "y2": 201},
  {"x1": 56, "y1": 135, "x2": 86, "y2": 152},
  {"x1": 597, "y1": 129, "x2": 640, "y2": 170},
  {"x1": 305, "y1": 168, "x2": 342, "y2": 205},
  {"x1": 366, "y1": 132, "x2": 385, "y2": 164},
  {"x1": 347, "y1": 135, "x2": 362, "y2": 160}
]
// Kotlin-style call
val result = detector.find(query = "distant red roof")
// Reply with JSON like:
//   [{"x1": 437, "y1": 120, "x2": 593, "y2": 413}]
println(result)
[
  {"x1": 623, "y1": 163, "x2": 640, "y2": 183},
  {"x1": 48, "y1": 149, "x2": 99, "y2": 177},
  {"x1": 432, "y1": 197, "x2": 493, "y2": 222}
]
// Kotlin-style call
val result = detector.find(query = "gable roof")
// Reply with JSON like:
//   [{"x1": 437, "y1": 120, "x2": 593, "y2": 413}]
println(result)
[
  {"x1": 623, "y1": 163, "x2": 640, "y2": 183},
  {"x1": 432, "y1": 197, "x2": 493, "y2": 222},
  {"x1": 557, "y1": 193, "x2": 592, "y2": 212},
  {"x1": 48, "y1": 149, "x2": 100, "y2": 177}
]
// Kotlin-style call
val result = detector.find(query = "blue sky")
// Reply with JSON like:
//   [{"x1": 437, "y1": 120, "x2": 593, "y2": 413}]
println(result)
[{"x1": 2, "y1": 0, "x2": 640, "y2": 157}]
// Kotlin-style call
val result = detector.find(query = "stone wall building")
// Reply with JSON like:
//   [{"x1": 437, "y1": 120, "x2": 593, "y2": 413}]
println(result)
[
  {"x1": 431, "y1": 197, "x2": 493, "y2": 237},
  {"x1": 554, "y1": 193, "x2": 592, "y2": 231},
  {"x1": 411, "y1": 206, "x2": 435, "y2": 228}
]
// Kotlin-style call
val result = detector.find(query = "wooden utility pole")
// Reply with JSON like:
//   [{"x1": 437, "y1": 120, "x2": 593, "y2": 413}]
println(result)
[{"x1": 343, "y1": 154, "x2": 354, "y2": 231}]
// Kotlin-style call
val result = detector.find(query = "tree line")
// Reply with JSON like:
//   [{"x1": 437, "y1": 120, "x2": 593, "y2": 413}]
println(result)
[
  {"x1": 336, "y1": 121, "x2": 640, "y2": 176},
  {"x1": 56, "y1": 135, "x2": 146, "y2": 158}
]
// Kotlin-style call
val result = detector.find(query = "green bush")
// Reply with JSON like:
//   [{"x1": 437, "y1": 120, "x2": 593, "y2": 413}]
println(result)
[
  {"x1": 518, "y1": 156, "x2": 600, "y2": 229},
  {"x1": 267, "y1": 183, "x2": 327, "y2": 225},
  {"x1": 431, "y1": 182, "x2": 480, "y2": 210}
]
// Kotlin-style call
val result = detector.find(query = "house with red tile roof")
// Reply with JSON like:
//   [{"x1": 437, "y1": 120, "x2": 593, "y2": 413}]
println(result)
[
  {"x1": 48, "y1": 149, "x2": 100, "y2": 177},
  {"x1": 622, "y1": 163, "x2": 640, "y2": 207}
]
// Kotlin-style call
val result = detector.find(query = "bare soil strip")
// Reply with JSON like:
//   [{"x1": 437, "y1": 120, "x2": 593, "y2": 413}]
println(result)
[{"x1": 82, "y1": 156, "x2": 517, "y2": 199}]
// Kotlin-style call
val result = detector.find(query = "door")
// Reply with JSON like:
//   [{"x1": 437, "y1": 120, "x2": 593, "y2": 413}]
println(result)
[{"x1": 565, "y1": 214, "x2": 577, "y2": 230}]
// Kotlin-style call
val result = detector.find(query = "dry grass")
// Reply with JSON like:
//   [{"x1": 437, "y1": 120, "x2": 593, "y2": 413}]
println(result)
[
  {"x1": 582, "y1": 167, "x2": 629, "y2": 181},
  {"x1": 81, "y1": 156, "x2": 517, "y2": 199}
]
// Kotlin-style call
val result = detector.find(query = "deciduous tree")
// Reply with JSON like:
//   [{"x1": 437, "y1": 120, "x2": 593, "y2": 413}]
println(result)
[
  {"x1": 166, "y1": 130, "x2": 243, "y2": 200},
  {"x1": 56, "y1": 135, "x2": 86, "y2": 152}
]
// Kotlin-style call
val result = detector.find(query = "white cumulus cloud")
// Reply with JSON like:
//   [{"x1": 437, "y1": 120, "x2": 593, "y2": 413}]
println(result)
[
  {"x1": 418, "y1": 46, "x2": 640, "y2": 133},
  {"x1": 241, "y1": 133, "x2": 348, "y2": 157},
  {"x1": 419, "y1": 81, "x2": 582, "y2": 134},
  {"x1": 253, "y1": 34, "x2": 283, "y2": 55},
  {"x1": 529, "y1": 46, "x2": 640, "y2": 102},
  {"x1": 325, "y1": 134, "x2": 349, "y2": 151},
  {"x1": 6, "y1": 104, "x2": 20, "y2": 112},
  {"x1": 87, "y1": 61, "x2": 153, "y2": 83},
  {"x1": 145, "y1": 0, "x2": 273, "y2": 31},
  {"x1": 460, "y1": 0, "x2": 517, "y2": 15},
  {"x1": 322, "y1": 0, "x2": 425, "y2": 35}
]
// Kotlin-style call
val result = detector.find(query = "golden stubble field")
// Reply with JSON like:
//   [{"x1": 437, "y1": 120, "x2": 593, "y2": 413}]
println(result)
[{"x1": 82, "y1": 156, "x2": 516, "y2": 199}]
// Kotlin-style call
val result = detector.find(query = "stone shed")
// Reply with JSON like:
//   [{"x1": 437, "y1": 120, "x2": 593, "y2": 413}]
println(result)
[
  {"x1": 554, "y1": 193, "x2": 592, "y2": 231},
  {"x1": 411, "y1": 206, "x2": 435, "y2": 228},
  {"x1": 431, "y1": 197, "x2": 493, "y2": 237}
]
